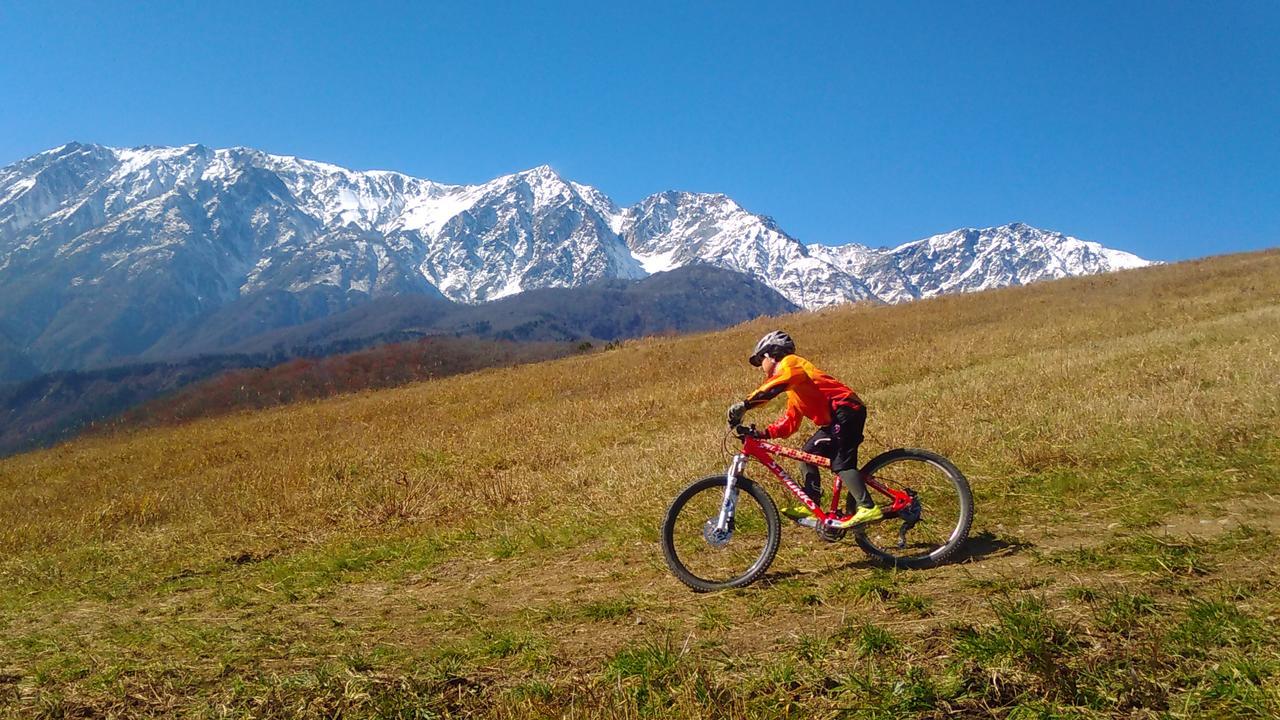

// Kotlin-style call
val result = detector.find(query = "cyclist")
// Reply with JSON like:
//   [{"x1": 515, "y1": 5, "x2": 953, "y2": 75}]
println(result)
[{"x1": 726, "y1": 330, "x2": 881, "y2": 529}]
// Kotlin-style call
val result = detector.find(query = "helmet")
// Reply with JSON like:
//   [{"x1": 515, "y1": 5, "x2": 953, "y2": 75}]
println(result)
[{"x1": 749, "y1": 330, "x2": 795, "y2": 366}]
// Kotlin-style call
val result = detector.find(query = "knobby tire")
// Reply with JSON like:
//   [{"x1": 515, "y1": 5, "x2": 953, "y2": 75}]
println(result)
[
  {"x1": 661, "y1": 474, "x2": 780, "y2": 592},
  {"x1": 853, "y1": 448, "x2": 974, "y2": 569}
]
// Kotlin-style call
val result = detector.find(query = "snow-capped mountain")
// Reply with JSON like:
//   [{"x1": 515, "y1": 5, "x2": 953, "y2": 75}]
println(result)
[
  {"x1": 808, "y1": 223, "x2": 1151, "y2": 304},
  {"x1": 621, "y1": 192, "x2": 875, "y2": 308},
  {"x1": 0, "y1": 142, "x2": 1152, "y2": 377}
]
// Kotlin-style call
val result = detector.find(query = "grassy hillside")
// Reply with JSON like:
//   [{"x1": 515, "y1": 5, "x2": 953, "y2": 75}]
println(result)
[{"x1": 2, "y1": 250, "x2": 1278, "y2": 718}]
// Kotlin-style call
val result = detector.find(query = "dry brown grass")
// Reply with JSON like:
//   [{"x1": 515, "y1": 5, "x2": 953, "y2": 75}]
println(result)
[
  {"x1": 5, "y1": 251, "x2": 1276, "y2": 553},
  {"x1": 1, "y1": 249, "x2": 1278, "y2": 718}
]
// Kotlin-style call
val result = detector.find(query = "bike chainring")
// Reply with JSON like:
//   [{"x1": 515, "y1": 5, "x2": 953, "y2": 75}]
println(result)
[{"x1": 816, "y1": 523, "x2": 847, "y2": 543}]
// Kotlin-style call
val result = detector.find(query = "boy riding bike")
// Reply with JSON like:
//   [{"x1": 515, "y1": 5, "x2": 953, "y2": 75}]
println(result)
[
  {"x1": 727, "y1": 331, "x2": 882, "y2": 529},
  {"x1": 661, "y1": 332, "x2": 973, "y2": 590}
]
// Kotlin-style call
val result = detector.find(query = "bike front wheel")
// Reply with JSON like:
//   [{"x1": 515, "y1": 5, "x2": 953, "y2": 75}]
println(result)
[
  {"x1": 661, "y1": 474, "x2": 781, "y2": 592},
  {"x1": 854, "y1": 448, "x2": 973, "y2": 569}
]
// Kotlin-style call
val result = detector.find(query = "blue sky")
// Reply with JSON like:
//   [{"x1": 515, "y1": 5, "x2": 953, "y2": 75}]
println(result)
[{"x1": 1, "y1": 1, "x2": 1276, "y2": 261}]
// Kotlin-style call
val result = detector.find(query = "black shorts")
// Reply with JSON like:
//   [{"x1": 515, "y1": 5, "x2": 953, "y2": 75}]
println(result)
[{"x1": 801, "y1": 405, "x2": 866, "y2": 474}]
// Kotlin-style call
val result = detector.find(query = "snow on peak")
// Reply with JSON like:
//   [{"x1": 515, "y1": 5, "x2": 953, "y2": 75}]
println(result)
[
  {"x1": 0, "y1": 141, "x2": 1157, "y2": 312},
  {"x1": 520, "y1": 163, "x2": 558, "y2": 176},
  {"x1": 811, "y1": 223, "x2": 1155, "y2": 302},
  {"x1": 111, "y1": 144, "x2": 205, "y2": 178},
  {"x1": 394, "y1": 182, "x2": 488, "y2": 236}
]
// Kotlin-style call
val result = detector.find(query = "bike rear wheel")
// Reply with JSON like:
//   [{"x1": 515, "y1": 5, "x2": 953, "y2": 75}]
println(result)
[
  {"x1": 661, "y1": 474, "x2": 780, "y2": 592},
  {"x1": 854, "y1": 448, "x2": 973, "y2": 569}
]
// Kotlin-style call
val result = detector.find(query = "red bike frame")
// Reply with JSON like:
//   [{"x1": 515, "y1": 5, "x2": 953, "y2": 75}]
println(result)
[{"x1": 740, "y1": 435, "x2": 914, "y2": 522}]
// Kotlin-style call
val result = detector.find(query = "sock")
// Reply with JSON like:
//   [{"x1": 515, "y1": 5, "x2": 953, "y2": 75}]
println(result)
[{"x1": 838, "y1": 468, "x2": 873, "y2": 509}]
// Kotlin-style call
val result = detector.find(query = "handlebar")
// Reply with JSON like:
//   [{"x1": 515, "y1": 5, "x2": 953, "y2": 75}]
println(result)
[{"x1": 721, "y1": 423, "x2": 762, "y2": 461}]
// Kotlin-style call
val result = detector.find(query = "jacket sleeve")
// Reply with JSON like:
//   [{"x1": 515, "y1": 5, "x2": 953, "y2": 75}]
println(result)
[
  {"x1": 765, "y1": 397, "x2": 804, "y2": 439},
  {"x1": 744, "y1": 361, "x2": 803, "y2": 408}
]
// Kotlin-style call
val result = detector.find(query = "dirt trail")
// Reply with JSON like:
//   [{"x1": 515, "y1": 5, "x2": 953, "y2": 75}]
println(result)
[{"x1": 294, "y1": 489, "x2": 1280, "y2": 673}]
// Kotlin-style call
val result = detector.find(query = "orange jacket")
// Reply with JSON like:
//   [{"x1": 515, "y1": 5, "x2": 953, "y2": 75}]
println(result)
[{"x1": 743, "y1": 355, "x2": 862, "y2": 439}]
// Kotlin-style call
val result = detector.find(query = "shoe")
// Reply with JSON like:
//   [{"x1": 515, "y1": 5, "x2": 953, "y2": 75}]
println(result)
[
  {"x1": 781, "y1": 504, "x2": 819, "y2": 529},
  {"x1": 828, "y1": 504, "x2": 883, "y2": 530},
  {"x1": 780, "y1": 504, "x2": 815, "y2": 522}
]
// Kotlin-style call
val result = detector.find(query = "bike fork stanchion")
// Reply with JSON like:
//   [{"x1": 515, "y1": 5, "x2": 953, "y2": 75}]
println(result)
[{"x1": 714, "y1": 454, "x2": 747, "y2": 533}]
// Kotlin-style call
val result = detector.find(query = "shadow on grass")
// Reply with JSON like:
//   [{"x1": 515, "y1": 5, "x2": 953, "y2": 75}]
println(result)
[
  {"x1": 951, "y1": 529, "x2": 1033, "y2": 564},
  {"x1": 756, "y1": 529, "x2": 1031, "y2": 585},
  {"x1": 758, "y1": 566, "x2": 852, "y2": 584}
]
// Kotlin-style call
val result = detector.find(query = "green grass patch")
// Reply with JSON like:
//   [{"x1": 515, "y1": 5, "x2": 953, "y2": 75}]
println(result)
[{"x1": 581, "y1": 596, "x2": 638, "y2": 621}]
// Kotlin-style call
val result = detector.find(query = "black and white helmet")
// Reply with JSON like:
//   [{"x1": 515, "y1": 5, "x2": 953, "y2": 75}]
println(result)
[{"x1": 749, "y1": 330, "x2": 796, "y2": 366}]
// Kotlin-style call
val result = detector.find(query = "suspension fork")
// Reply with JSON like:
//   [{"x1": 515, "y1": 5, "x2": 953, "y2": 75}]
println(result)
[{"x1": 714, "y1": 453, "x2": 747, "y2": 532}]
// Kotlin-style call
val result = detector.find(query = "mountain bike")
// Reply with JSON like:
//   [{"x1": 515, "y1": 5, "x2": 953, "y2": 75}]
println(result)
[{"x1": 660, "y1": 424, "x2": 973, "y2": 592}]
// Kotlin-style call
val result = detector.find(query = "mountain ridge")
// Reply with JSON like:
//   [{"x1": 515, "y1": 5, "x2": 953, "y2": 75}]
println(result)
[
  {"x1": 0, "y1": 264, "x2": 797, "y2": 455},
  {"x1": 0, "y1": 142, "x2": 1152, "y2": 379}
]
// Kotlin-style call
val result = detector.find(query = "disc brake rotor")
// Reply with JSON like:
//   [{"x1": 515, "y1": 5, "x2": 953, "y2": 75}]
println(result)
[{"x1": 702, "y1": 518, "x2": 733, "y2": 548}]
